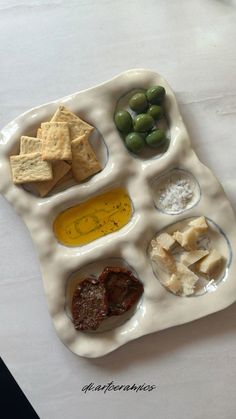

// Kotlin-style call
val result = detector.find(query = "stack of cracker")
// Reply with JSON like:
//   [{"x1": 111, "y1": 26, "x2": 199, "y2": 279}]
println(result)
[{"x1": 10, "y1": 106, "x2": 102, "y2": 197}]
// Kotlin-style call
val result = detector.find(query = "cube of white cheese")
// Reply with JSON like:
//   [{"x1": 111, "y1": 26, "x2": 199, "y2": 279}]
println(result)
[
  {"x1": 189, "y1": 216, "x2": 208, "y2": 232},
  {"x1": 180, "y1": 249, "x2": 209, "y2": 267},
  {"x1": 166, "y1": 263, "x2": 199, "y2": 296},
  {"x1": 173, "y1": 227, "x2": 198, "y2": 250},
  {"x1": 177, "y1": 262, "x2": 199, "y2": 296},
  {"x1": 165, "y1": 275, "x2": 181, "y2": 294},
  {"x1": 151, "y1": 241, "x2": 176, "y2": 274},
  {"x1": 197, "y1": 249, "x2": 224, "y2": 277},
  {"x1": 156, "y1": 232, "x2": 175, "y2": 251}
]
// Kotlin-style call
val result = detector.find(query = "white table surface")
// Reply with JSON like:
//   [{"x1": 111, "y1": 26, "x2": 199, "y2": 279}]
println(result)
[{"x1": 1, "y1": 1, "x2": 236, "y2": 418}]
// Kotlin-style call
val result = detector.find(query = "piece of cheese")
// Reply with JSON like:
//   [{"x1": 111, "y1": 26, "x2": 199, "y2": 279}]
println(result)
[
  {"x1": 180, "y1": 249, "x2": 209, "y2": 267},
  {"x1": 197, "y1": 249, "x2": 224, "y2": 277},
  {"x1": 156, "y1": 232, "x2": 175, "y2": 251},
  {"x1": 165, "y1": 275, "x2": 181, "y2": 294},
  {"x1": 178, "y1": 263, "x2": 199, "y2": 296},
  {"x1": 173, "y1": 227, "x2": 198, "y2": 250},
  {"x1": 150, "y1": 241, "x2": 176, "y2": 274},
  {"x1": 189, "y1": 216, "x2": 208, "y2": 232}
]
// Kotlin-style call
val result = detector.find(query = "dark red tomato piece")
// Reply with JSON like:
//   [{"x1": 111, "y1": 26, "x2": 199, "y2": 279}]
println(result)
[
  {"x1": 99, "y1": 266, "x2": 144, "y2": 315},
  {"x1": 72, "y1": 277, "x2": 109, "y2": 331}
]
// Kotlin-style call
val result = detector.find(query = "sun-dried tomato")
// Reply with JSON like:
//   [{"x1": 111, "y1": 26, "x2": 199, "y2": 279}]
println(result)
[
  {"x1": 99, "y1": 266, "x2": 144, "y2": 315},
  {"x1": 72, "y1": 277, "x2": 108, "y2": 331}
]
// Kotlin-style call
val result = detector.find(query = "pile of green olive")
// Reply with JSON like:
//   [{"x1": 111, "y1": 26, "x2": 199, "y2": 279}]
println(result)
[{"x1": 114, "y1": 85, "x2": 167, "y2": 154}]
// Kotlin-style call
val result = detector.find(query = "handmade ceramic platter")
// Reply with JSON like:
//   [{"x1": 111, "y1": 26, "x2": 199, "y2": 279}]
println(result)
[{"x1": 0, "y1": 69, "x2": 235, "y2": 358}]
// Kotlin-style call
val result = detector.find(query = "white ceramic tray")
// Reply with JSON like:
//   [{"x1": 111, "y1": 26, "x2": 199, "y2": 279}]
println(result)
[{"x1": 0, "y1": 69, "x2": 235, "y2": 358}]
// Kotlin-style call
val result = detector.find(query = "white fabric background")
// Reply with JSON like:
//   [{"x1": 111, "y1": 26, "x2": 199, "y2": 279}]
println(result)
[{"x1": 0, "y1": 1, "x2": 236, "y2": 418}]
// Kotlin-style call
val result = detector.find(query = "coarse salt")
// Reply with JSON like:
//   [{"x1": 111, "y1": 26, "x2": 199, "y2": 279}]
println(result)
[{"x1": 157, "y1": 176, "x2": 193, "y2": 213}]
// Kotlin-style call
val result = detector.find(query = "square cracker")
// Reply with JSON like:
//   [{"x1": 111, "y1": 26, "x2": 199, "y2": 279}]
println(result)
[
  {"x1": 51, "y1": 105, "x2": 94, "y2": 140},
  {"x1": 20, "y1": 136, "x2": 42, "y2": 154},
  {"x1": 71, "y1": 135, "x2": 101, "y2": 182},
  {"x1": 52, "y1": 169, "x2": 74, "y2": 188},
  {"x1": 41, "y1": 121, "x2": 72, "y2": 161},
  {"x1": 37, "y1": 128, "x2": 42, "y2": 139},
  {"x1": 34, "y1": 160, "x2": 71, "y2": 197},
  {"x1": 10, "y1": 153, "x2": 53, "y2": 184}
]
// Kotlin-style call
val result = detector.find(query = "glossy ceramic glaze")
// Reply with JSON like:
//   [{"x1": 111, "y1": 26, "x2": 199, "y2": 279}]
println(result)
[{"x1": 0, "y1": 69, "x2": 235, "y2": 358}]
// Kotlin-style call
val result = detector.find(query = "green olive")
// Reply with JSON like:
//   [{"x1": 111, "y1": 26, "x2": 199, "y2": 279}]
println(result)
[
  {"x1": 114, "y1": 110, "x2": 133, "y2": 133},
  {"x1": 129, "y1": 93, "x2": 148, "y2": 113},
  {"x1": 147, "y1": 105, "x2": 163, "y2": 121},
  {"x1": 134, "y1": 113, "x2": 155, "y2": 132},
  {"x1": 139, "y1": 132, "x2": 149, "y2": 139},
  {"x1": 125, "y1": 132, "x2": 145, "y2": 154},
  {"x1": 146, "y1": 86, "x2": 166, "y2": 105},
  {"x1": 145, "y1": 129, "x2": 166, "y2": 148}
]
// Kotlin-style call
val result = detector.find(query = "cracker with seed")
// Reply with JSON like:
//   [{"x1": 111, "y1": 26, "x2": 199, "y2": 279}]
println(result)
[
  {"x1": 20, "y1": 136, "x2": 42, "y2": 154},
  {"x1": 50, "y1": 169, "x2": 74, "y2": 195},
  {"x1": 51, "y1": 105, "x2": 94, "y2": 140},
  {"x1": 41, "y1": 122, "x2": 72, "y2": 161},
  {"x1": 10, "y1": 153, "x2": 53, "y2": 184},
  {"x1": 37, "y1": 128, "x2": 42, "y2": 139},
  {"x1": 71, "y1": 135, "x2": 101, "y2": 182},
  {"x1": 34, "y1": 160, "x2": 71, "y2": 197},
  {"x1": 53, "y1": 169, "x2": 74, "y2": 187}
]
